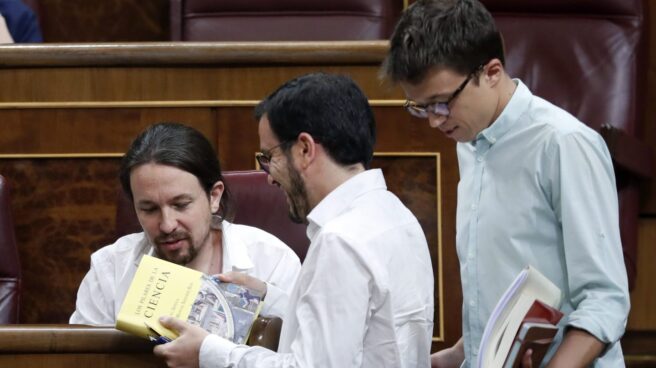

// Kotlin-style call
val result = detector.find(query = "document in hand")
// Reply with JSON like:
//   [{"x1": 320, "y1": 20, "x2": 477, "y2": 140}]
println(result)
[
  {"x1": 477, "y1": 266, "x2": 562, "y2": 368},
  {"x1": 116, "y1": 255, "x2": 264, "y2": 344}
]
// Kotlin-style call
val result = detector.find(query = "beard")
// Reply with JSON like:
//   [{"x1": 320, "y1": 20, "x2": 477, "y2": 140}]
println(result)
[
  {"x1": 285, "y1": 160, "x2": 310, "y2": 224},
  {"x1": 154, "y1": 229, "x2": 205, "y2": 265}
]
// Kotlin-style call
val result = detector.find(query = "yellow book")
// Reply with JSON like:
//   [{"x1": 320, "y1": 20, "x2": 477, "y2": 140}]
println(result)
[{"x1": 116, "y1": 255, "x2": 264, "y2": 344}]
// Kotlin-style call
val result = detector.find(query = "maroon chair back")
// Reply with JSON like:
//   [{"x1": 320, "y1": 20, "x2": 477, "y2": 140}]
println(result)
[
  {"x1": 482, "y1": 0, "x2": 652, "y2": 289},
  {"x1": 0, "y1": 175, "x2": 21, "y2": 324},
  {"x1": 170, "y1": 0, "x2": 402, "y2": 41},
  {"x1": 115, "y1": 170, "x2": 310, "y2": 261}
]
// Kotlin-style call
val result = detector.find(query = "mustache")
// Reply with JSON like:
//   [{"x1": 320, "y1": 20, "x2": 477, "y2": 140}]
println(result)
[{"x1": 154, "y1": 231, "x2": 189, "y2": 244}]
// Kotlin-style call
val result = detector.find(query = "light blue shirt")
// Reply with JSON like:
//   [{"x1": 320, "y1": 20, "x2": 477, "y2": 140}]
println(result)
[{"x1": 457, "y1": 80, "x2": 629, "y2": 367}]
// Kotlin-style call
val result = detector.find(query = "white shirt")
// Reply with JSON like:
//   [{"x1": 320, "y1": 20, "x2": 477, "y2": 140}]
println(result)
[
  {"x1": 457, "y1": 80, "x2": 629, "y2": 367},
  {"x1": 70, "y1": 221, "x2": 302, "y2": 324},
  {"x1": 199, "y1": 169, "x2": 434, "y2": 368},
  {"x1": 0, "y1": 14, "x2": 13, "y2": 43}
]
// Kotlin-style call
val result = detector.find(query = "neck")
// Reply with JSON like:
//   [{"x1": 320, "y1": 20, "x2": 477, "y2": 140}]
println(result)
[
  {"x1": 306, "y1": 159, "x2": 365, "y2": 209},
  {"x1": 490, "y1": 75, "x2": 517, "y2": 124},
  {"x1": 186, "y1": 229, "x2": 223, "y2": 275}
]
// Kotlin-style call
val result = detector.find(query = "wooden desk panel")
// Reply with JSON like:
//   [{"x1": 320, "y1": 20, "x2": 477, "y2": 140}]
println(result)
[
  {"x1": 0, "y1": 325, "x2": 165, "y2": 368},
  {"x1": 0, "y1": 354, "x2": 162, "y2": 368}
]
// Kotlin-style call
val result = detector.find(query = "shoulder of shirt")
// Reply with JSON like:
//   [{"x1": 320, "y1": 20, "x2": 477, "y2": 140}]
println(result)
[
  {"x1": 225, "y1": 222, "x2": 298, "y2": 257},
  {"x1": 525, "y1": 95, "x2": 603, "y2": 144},
  {"x1": 316, "y1": 193, "x2": 419, "y2": 245}
]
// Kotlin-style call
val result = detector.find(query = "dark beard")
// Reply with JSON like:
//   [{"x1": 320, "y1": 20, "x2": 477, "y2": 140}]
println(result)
[
  {"x1": 154, "y1": 231, "x2": 197, "y2": 265},
  {"x1": 286, "y1": 160, "x2": 310, "y2": 224}
]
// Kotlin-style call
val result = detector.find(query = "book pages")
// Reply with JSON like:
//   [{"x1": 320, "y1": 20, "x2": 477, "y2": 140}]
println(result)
[{"x1": 477, "y1": 265, "x2": 562, "y2": 368}]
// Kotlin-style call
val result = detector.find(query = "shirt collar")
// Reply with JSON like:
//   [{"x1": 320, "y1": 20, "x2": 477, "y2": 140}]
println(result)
[
  {"x1": 132, "y1": 235, "x2": 153, "y2": 267},
  {"x1": 474, "y1": 79, "x2": 532, "y2": 146},
  {"x1": 220, "y1": 221, "x2": 255, "y2": 272},
  {"x1": 134, "y1": 220, "x2": 255, "y2": 272},
  {"x1": 306, "y1": 169, "x2": 386, "y2": 241}
]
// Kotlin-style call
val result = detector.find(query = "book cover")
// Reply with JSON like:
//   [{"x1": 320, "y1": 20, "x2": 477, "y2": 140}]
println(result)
[
  {"x1": 477, "y1": 266, "x2": 562, "y2": 368},
  {"x1": 503, "y1": 322, "x2": 559, "y2": 368},
  {"x1": 116, "y1": 255, "x2": 264, "y2": 344},
  {"x1": 502, "y1": 300, "x2": 564, "y2": 368}
]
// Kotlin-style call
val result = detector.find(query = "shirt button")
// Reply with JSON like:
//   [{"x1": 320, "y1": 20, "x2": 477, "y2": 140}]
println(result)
[
  {"x1": 477, "y1": 157, "x2": 483, "y2": 162},
  {"x1": 471, "y1": 204, "x2": 477, "y2": 210},
  {"x1": 469, "y1": 300, "x2": 475, "y2": 307}
]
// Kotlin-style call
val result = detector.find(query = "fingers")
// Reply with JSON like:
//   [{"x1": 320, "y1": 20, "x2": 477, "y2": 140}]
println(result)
[
  {"x1": 216, "y1": 272, "x2": 236, "y2": 283},
  {"x1": 521, "y1": 348, "x2": 533, "y2": 368},
  {"x1": 217, "y1": 272, "x2": 267, "y2": 295},
  {"x1": 159, "y1": 316, "x2": 187, "y2": 334},
  {"x1": 153, "y1": 342, "x2": 166, "y2": 357}
]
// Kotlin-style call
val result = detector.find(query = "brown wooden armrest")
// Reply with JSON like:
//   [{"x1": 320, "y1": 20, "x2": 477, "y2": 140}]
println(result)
[
  {"x1": 247, "y1": 316, "x2": 282, "y2": 351},
  {"x1": 0, "y1": 325, "x2": 152, "y2": 353},
  {"x1": 600, "y1": 124, "x2": 655, "y2": 178}
]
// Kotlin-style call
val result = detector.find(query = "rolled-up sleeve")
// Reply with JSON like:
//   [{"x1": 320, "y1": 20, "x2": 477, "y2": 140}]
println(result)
[{"x1": 551, "y1": 131, "x2": 630, "y2": 344}]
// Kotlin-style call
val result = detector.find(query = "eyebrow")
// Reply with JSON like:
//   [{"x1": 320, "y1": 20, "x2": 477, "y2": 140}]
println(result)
[
  {"x1": 414, "y1": 93, "x2": 451, "y2": 105},
  {"x1": 136, "y1": 194, "x2": 194, "y2": 206},
  {"x1": 259, "y1": 144, "x2": 279, "y2": 155}
]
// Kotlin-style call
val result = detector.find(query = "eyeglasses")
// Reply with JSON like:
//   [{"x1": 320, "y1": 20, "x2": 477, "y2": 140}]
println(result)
[
  {"x1": 404, "y1": 66, "x2": 482, "y2": 119},
  {"x1": 255, "y1": 141, "x2": 289, "y2": 174}
]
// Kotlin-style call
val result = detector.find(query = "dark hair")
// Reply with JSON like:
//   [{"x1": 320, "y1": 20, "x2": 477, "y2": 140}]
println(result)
[
  {"x1": 254, "y1": 73, "x2": 376, "y2": 168},
  {"x1": 119, "y1": 122, "x2": 232, "y2": 220},
  {"x1": 382, "y1": 0, "x2": 504, "y2": 84}
]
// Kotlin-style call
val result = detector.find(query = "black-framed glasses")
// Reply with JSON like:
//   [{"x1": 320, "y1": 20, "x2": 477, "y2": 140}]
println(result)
[
  {"x1": 404, "y1": 65, "x2": 483, "y2": 119},
  {"x1": 255, "y1": 141, "x2": 289, "y2": 174}
]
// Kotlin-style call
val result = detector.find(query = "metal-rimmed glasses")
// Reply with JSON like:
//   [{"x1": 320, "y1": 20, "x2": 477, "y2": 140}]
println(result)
[
  {"x1": 255, "y1": 141, "x2": 290, "y2": 174},
  {"x1": 404, "y1": 66, "x2": 483, "y2": 119}
]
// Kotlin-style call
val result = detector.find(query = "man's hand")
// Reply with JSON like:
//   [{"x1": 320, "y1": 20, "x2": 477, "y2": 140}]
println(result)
[
  {"x1": 153, "y1": 316, "x2": 209, "y2": 368},
  {"x1": 521, "y1": 348, "x2": 533, "y2": 368},
  {"x1": 217, "y1": 271, "x2": 267, "y2": 296},
  {"x1": 431, "y1": 338, "x2": 465, "y2": 368}
]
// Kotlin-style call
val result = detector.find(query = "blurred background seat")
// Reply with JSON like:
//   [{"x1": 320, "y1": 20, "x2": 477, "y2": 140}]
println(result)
[
  {"x1": 169, "y1": 0, "x2": 402, "y2": 41},
  {"x1": 0, "y1": 175, "x2": 21, "y2": 324},
  {"x1": 116, "y1": 169, "x2": 310, "y2": 262}
]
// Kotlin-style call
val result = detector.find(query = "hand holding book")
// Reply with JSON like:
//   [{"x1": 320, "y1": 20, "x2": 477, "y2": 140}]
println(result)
[
  {"x1": 477, "y1": 266, "x2": 563, "y2": 368},
  {"x1": 116, "y1": 255, "x2": 265, "y2": 345},
  {"x1": 153, "y1": 316, "x2": 209, "y2": 367},
  {"x1": 217, "y1": 271, "x2": 267, "y2": 298},
  {"x1": 503, "y1": 300, "x2": 563, "y2": 368}
]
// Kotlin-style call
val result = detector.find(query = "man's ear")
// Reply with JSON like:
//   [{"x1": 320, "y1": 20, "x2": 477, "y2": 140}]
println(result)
[
  {"x1": 483, "y1": 58, "x2": 504, "y2": 87},
  {"x1": 295, "y1": 132, "x2": 317, "y2": 170},
  {"x1": 209, "y1": 180, "x2": 225, "y2": 213}
]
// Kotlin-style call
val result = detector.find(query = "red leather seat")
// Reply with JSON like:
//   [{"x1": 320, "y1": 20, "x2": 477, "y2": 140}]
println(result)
[
  {"x1": 115, "y1": 170, "x2": 310, "y2": 261},
  {"x1": 482, "y1": 0, "x2": 653, "y2": 289},
  {"x1": 170, "y1": 0, "x2": 402, "y2": 41},
  {"x1": 0, "y1": 175, "x2": 21, "y2": 324}
]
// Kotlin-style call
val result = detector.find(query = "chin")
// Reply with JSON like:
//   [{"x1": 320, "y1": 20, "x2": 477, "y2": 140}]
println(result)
[{"x1": 159, "y1": 249, "x2": 189, "y2": 265}]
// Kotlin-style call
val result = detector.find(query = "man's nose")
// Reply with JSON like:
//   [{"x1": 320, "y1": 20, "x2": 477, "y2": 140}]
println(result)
[
  {"x1": 159, "y1": 208, "x2": 178, "y2": 233},
  {"x1": 428, "y1": 113, "x2": 448, "y2": 129}
]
